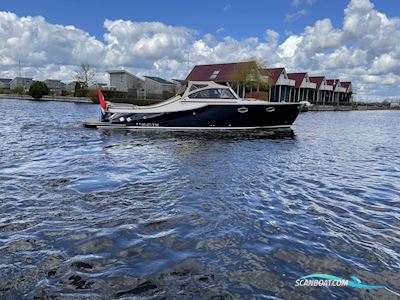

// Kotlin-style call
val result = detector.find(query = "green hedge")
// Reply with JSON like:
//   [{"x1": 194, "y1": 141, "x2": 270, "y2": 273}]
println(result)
[
  {"x1": 0, "y1": 87, "x2": 7, "y2": 94},
  {"x1": 29, "y1": 81, "x2": 50, "y2": 99}
]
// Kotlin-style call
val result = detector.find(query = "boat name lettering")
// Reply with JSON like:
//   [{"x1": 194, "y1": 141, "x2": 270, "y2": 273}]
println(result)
[{"x1": 135, "y1": 123, "x2": 159, "y2": 127}]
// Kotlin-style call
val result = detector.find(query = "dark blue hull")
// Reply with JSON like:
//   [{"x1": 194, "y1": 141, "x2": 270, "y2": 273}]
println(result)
[{"x1": 104, "y1": 104, "x2": 302, "y2": 129}]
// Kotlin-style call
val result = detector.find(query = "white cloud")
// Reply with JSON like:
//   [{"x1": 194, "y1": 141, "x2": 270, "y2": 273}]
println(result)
[
  {"x1": 292, "y1": 0, "x2": 316, "y2": 7},
  {"x1": 223, "y1": 4, "x2": 232, "y2": 12},
  {"x1": 0, "y1": 12, "x2": 104, "y2": 68},
  {"x1": 265, "y1": 29, "x2": 279, "y2": 47},
  {"x1": 0, "y1": 0, "x2": 400, "y2": 100},
  {"x1": 370, "y1": 53, "x2": 400, "y2": 74},
  {"x1": 361, "y1": 73, "x2": 400, "y2": 85},
  {"x1": 279, "y1": 35, "x2": 303, "y2": 58},
  {"x1": 285, "y1": 9, "x2": 307, "y2": 22},
  {"x1": 103, "y1": 19, "x2": 194, "y2": 67}
]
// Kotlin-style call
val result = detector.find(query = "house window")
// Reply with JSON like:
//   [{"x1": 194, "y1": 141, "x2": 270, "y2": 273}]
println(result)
[{"x1": 209, "y1": 70, "x2": 220, "y2": 80}]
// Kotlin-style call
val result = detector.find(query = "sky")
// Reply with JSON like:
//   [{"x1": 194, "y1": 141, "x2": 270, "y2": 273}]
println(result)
[{"x1": 1, "y1": 0, "x2": 400, "y2": 101}]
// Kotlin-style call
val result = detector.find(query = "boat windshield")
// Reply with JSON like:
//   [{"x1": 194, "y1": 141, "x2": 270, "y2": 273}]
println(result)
[
  {"x1": 190, "y1": 84, "x2": 208, "y2": 92},
  {"x1": 177, "y1": 84, "x2": 188, "y2": 96},
  {"x1": 189, "y1": 88, "x2": 236, "y2": 99}
]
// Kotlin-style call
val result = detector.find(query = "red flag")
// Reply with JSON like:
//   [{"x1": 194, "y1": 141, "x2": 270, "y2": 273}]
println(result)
[{"x1": 97, "y1": 88, "x2": 107, "y2": 114}]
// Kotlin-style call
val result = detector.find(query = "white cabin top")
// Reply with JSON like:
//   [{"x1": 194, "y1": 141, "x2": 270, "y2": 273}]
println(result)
[{"x1": 178, "y1": 81, "x2": 239, "y2": 99}]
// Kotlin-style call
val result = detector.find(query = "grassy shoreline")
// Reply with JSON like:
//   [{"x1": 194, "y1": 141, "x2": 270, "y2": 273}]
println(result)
[
  {"x1": 0, "y1": 94, "x2": 162, "y2": 106},
  {"x1": 0, "y1": 93, "x2": 92, "y2": 103}
]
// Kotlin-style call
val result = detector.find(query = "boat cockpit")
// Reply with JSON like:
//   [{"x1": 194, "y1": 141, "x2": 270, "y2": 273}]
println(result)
[{"x1": 177, "y1": 81, "x2": 239, "y2": 100}]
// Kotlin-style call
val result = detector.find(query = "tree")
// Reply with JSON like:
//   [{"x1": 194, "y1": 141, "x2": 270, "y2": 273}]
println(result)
[
  {"x1": 74, "y1": 81, "x2": 88, "y2": 97},
  {"x1": 61, "y1": 90, "x2": 69, "y2": 96},
  {"x1": 12, "y1": 86, "x2": 24, "y2": 95},
  {"x1": 231, "y1": 60, "x2": 271, "y2": 97},
  {"x1": 28, "y1": 81, "x2": 50, "y2": 99},
  {"x1": 75, "y1": 63, "x2": 95, "y2": 88}
]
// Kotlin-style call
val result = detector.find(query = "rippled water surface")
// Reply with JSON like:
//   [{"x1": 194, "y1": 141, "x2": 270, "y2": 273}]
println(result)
[{"x1": 0, "y1": 99, "x2": 399, "y2": 299}]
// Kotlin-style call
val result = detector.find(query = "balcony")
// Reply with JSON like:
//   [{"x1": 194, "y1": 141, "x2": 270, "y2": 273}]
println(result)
[
  {"x1": 336, "y1": 86, "x2": 347, "y2": 93},
  {"x1": 276, "y1": 78, "x2": 295, "y2": 86},
  {"x1": 320, "y1": 85, "x2": 333, "y2": 91},
  {"x1": 300, "y1": 81, "x2": 316, "y2": 89}
]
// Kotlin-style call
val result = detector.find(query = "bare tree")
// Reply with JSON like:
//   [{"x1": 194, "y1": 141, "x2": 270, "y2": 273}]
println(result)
[{"x1": 75, "y1": 63, "x2": 95, "y2": 88}]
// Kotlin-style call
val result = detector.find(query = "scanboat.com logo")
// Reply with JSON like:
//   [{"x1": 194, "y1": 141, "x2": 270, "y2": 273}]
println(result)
[{"x1": 295, "y1": 274, "x2": 384, "y2": 289}]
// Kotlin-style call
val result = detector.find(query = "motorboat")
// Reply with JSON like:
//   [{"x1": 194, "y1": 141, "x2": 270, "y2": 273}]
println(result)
[{"x1": 84, "y1": 81, "x2": 306, "y2": 130}]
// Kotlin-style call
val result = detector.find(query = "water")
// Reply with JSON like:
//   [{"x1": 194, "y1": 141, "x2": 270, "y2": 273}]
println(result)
[{"x1": 0, "y1": 99, "x2": 399, "y2": 299}]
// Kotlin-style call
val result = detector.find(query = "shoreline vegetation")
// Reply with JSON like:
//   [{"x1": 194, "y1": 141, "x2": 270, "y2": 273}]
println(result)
[
  {"x1": 0, "y1": 93, "x2": 162, "y2": 106},
  {"x1": 0, "y1": 93, "x2": 399, "y2": 111}
]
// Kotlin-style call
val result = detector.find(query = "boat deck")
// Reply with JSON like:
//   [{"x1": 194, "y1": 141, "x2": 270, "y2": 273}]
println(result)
[{"x1": 83, "y1": 118, "x2": 106, "y2": 128}]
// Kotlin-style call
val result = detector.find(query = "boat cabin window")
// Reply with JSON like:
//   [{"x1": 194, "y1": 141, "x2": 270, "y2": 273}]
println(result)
[
  {"x1": 188, "y1": 88, "x2": 236, "y2": 99},
  {"x1": 189, "y1": 84, "x2": 208, "y2": 92}
]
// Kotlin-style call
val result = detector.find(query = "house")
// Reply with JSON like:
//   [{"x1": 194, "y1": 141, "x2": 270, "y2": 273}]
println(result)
[
  {"x1": 186, "y1": 61, "x2": 255, "y2": 83},
  {"x1": 340, "y1": 82, "x2": 353, "y2": 103},
  {"x1": 262, "y1": 68, "x2": 296, "y2": 102},
  {"x1": 172, "y1": 79, "x2": 186, "y2": 91},
  {"x1": 107, "y1": 70, "x2": 145, "y2": 97},
  {"x1": 287, "y1": 73, "x2": 317, "y2": 102},
  {"x1": 88, "y1": 83, "x2": 109, "y2": 90},
  {"x1": 66, "y1": 81, "x2": 82, "y2": 93},
  {"x1": 144, "y1": 76, "x2": 175, "y2": 99},
  {"x1": 0, "y1": 78, "x2": 12, "y2": 89},
  {"x1": 44, "y1": 79, "x2": 62, "y2": 95},
  {"x1": 10, "y1": 77, "x2": 33, "y2": 92},
  {"x1": 326, "y1": 79, "x2": 347, "y2": 104},
  {"x1": 309, "y1": 76, "x2": 333, "y2": 104},
  {"x1": 390, "y1": 102, "x2": 400, "y2": 109},
  {"x1": 185, "y1": 61, "x2": 268, "y2": 97},
  {"x1": 185, "y1": 61, "x2": 354, "y2": 103}
]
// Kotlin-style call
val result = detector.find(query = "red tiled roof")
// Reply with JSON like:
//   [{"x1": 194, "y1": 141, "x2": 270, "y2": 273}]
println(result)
[
  {"x1": 185, "y1": 61, "x2": 255, "y2": 82},
  {"x1": 326, "y1": 79, "x2": 340, "y2": 91},
  {"x1": 287, "y1": 73, "x2": 307, "y2": 88},
  {"x1": 340, "y1": 81, "x2": 352, "y2": 93},
  {"x1": 309, "y1": 76, "x2": 325, "y2": 90},
  {"x1": 261, "y1": 68, "x2": 285, "y2": 85}
]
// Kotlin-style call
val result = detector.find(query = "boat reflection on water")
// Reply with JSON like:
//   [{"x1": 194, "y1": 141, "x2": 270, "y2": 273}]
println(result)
[{"x1": 97, "y1": 127, "x2": 296, "y2": 142}]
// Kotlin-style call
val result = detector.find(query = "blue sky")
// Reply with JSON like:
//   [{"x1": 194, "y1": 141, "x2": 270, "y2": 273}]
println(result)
[
  {"x1": 1, "y1": 0, "x2": 400, "y2": 100},
  {"x1": 2, "y1": 0, "x2": 399, "y2": 41},
  {"x1": 0, "y1": 1, "x2": 363, "y2": 40}
]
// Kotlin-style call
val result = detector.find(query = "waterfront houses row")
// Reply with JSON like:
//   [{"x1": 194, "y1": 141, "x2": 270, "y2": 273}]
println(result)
[
  {"x1": 1, "y1": 61, "x2": 353, "y2": 103},
  {"x1": 185, "y1": 62, "x2": 353, "y2": 104},
  {"x1": 0, "y1": 72, "x2": 177, "y2": 100},
  {"x1": 0, "y1": 77, "x2": 69, "y2": 95}
]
